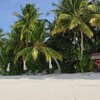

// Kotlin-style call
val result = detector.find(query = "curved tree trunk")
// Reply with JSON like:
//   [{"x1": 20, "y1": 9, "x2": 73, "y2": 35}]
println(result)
[{"x1": 53, "y1": 57, "x2": 61, "y2": 73}]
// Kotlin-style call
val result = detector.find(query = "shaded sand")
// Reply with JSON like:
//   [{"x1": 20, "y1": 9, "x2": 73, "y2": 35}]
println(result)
[{"x1": 0, "y1": 73, "x2": 100, "y2": 100}]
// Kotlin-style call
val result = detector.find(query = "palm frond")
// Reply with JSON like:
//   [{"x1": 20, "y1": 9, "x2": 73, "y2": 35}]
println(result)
[
  {"x1": 25, "y1": 52, "x2": 32, "y2": 61},
  {"x1": 13, "y1": 12, "x2": 23, "y2": 19},
  {"x1": 89, "y1": 18, "x2": 100, "y2": 26},
  {"x1": 45, "y1": 47, "x2": 62, "y2": 61},
  {"x1": 42, "y1": 46, "x2": 62, "y2": 62},
  {"x1": 32, "y1": 47, "x2": 38, "y2": 61},
  {"x1": 58, "y1": 14, "x2": 71, "y2": 21},
  {"x1": 42, "y1": 47, "x2": 51, "y2": 62},
  {"x1": 69, "y1": 17, "x2": 80, "y2": 30},
  {"x1": 88, "y1": 4, "x2": 100, "y2": 12},
  {"x1": 6, "y1": 44, "x2": 14, "y2": 53},
  {"x1": 14, "y1": 47, "x2": 32, "y2": 63},
  {"x1": 80, "y1": 21, "x2": 94, "y2": 38}
]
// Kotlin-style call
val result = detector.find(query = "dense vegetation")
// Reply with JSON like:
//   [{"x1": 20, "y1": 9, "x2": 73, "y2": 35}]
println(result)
[{"x1": 0, "y1": 0, "x2": 100, "y2": 75}]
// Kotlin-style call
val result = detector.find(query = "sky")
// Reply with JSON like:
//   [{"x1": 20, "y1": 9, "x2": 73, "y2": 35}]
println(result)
[{"x1": 0, "y1": 0, "x2": 58, "y2": 32}]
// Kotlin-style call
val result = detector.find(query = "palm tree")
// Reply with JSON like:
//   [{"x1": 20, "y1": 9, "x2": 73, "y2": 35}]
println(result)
[
  {"x1": 13, "y1": 4, "x2": 40, "y2": 47},
  {"x1": 13, "y1": 4, "x2": 62, "y2": 72},
  {"x1": 52, "y1": 0, "x2": 99, "y2": 59},
  {"x1": 12, "y1": 4, "x2": 40, "y2": 71},
  {"x1": 6, "y1": 23, "x2": 31, "y2": 71},
  {"x1": 14, "y1": 20, "x2": 62, "y2": 72}
]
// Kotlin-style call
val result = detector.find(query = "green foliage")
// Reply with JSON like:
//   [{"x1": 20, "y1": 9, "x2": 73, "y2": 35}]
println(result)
[
  {"x1": 89, "y1": 14, "x2": 100, "y2": 26},
  {"x1": 13, "y1": 4, "x2": 40, "y2": 47},
  {"x1": 0, "y1": 1, "x2": 100, "y2": 75},
  {"x1": 75, "y1": 55, "x2": 94, "y2": 72}
]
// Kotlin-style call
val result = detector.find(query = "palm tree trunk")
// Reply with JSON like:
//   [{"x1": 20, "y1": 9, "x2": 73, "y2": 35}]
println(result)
[
  {"x1": 6, "y1": 63, "x2": 10, "y2": 72},
  {"x1": 53, "y1": 57, "x2": 61, "y2": 73},
  {"x1": 80, "y1": 31, "x2": 84, "y2": 60},
  {"x1": 23, "y1": 57, "x2": 27, "y2": 71},
  {"x1": 49, "y1": 59, "x2": 53, "y2": 69}
]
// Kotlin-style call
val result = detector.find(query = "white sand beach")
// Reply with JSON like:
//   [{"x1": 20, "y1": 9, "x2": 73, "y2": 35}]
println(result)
[{"x1": 0, "y1": 73, "x2": 100, "y2": 100}]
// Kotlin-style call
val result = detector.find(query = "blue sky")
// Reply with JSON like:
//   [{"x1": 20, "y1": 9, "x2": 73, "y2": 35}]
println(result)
[{"x1": 0, "y1": 0, "x2": 58, "y2": 32}]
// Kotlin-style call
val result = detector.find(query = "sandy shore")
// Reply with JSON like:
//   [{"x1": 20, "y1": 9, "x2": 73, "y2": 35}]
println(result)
[{"x1": 0, "y1": 73, "x2": 100, "y2": 100}]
